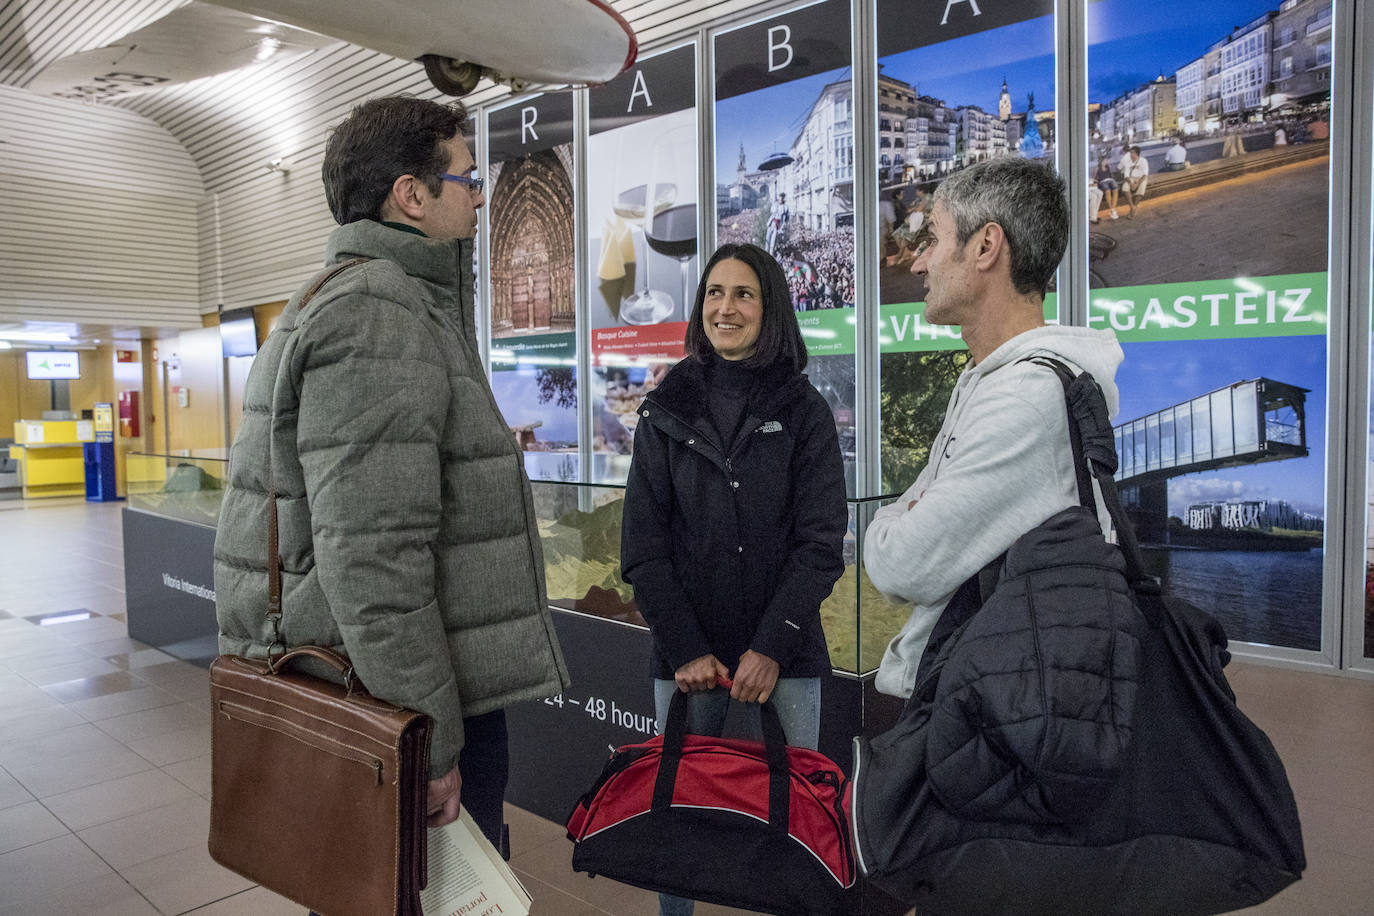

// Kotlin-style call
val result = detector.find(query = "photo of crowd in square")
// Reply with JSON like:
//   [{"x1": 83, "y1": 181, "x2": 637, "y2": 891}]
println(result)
[{"x1": 714, "y1": 0, "x2": 856, "y2": 317}]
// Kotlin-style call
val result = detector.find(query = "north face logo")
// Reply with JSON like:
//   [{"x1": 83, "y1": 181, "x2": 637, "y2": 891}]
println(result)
[{"x1": 757, "y1": 421, "x2": 783, "y2": 433}]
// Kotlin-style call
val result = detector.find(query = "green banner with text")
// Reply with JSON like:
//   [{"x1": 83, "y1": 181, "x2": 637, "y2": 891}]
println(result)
[
  {"x1": 489, "y1": 332, "x2": 577, "y2": 369},
  {"x1": 1087, "y1": 273, "x2": 1327, "y2": 341},
  {"x1": 691, "y1": 272, "x2": 1326, "y2": 360},
  {"x1": 875, "y1": 295, "x2": 1058, "y2": 354}
]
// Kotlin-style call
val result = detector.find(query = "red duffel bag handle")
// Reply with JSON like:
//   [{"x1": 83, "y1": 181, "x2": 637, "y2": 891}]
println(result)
[{"x1": 650, "y1": 686, "x2": 793, "y2": 837}]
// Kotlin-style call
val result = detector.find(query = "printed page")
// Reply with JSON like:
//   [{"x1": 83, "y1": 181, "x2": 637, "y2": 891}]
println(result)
[{"x1": 421, "y1": 808, "x2": 531, "y2": 916}]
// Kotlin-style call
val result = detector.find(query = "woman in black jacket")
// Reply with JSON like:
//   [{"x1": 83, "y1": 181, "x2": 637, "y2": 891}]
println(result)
[{"x1": 621, "y1": 243, "x2": 848, "y2": 916}]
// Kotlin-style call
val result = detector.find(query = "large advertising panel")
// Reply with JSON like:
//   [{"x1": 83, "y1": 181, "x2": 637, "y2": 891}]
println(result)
[
  {"x1": 874, "y1": 0, "x2": 1057, "y2": 491},
  {"x1": 1365, "y1": 198, "x2": 1373, "y2": 662},
  {"x1": 714, "y1": 0, "x2": 857, "y2": 487},
  {"x1": 1088, "y1": 0, "x2": 1332, "y2": 650},
  {"x1": 586, "y1": 44, "x2": 698, "y2": 483},
  {"x1": 487, "y1": 93, "x2": 579, "y2": 480},
  {"x1": 1100, "y1": 296, "x2": 1327, "y2": 650}
]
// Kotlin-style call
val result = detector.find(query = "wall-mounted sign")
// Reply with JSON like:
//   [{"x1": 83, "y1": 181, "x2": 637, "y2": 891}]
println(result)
[
  {"x1": 25, "y1": 350, "x2": 80, "y2": 380},
  {"x1": 93, "y1": 403, "x2": 115, "y2": 443},
  {"x1": 116, "y1": 349, "x2": 138, "y2": 363},
  {"x1": 487, "y1": 92, "x2": 580, "y2": 482},
  {"x1": 1087, "y1": 0, "x2": 1333, "y2": 654},
  {"x1": 586, "y1": 43, "x2": 699, "y2": 484}
]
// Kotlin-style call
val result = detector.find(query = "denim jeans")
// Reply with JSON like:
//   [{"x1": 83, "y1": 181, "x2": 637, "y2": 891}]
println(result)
[{"x1": 651, "y1": 677, "x2": 822, "y2": 916}]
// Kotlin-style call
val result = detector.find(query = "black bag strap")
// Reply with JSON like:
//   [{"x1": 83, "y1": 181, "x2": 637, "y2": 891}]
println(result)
[
  {"x1": 652, "y1": 688, "x2": 792, "y2": 836},
  {"x1": 1021, "y1": 355, "x2": 1156, "y2": 599},
  {"x1": 911, "y1": 353, "x2": 1162, "y2": 695},
  {"x1": 265, "y1": 256, "x2": 371, "y2": 653},
  {"x1": 1020, "y1": 356, "x2": 1096, "y2": 511}
]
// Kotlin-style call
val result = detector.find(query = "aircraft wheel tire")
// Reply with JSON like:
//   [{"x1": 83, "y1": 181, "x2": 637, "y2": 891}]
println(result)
[{"x1": 421, "y1": 55, "x2": 483, "y2": 96}]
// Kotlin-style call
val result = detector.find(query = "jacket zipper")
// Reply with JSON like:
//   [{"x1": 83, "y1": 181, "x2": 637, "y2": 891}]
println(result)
[
  {"x1": 850, "y1": 736, "x2": 871, "y2": 877},
  {"x1": 217, "y1": 700, "x2": 385, "y2": 784}
]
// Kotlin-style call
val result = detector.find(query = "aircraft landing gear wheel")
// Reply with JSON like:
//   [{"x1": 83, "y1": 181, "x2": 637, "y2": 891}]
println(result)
[{"x1": 421, "y1": 55, "x2": 483, "y2": 96}]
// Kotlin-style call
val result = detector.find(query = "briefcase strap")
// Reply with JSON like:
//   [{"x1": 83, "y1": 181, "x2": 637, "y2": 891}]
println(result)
[{"x1": 265, "y1": 256, "x2": 371, "y2": 653}]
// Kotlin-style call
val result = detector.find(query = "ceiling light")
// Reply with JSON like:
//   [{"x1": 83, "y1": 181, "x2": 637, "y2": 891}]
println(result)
[
  {"x1": 0, "y1": 331, "x2": 72, "y2": 343},
  {"x1": 0, "y1": 341, "x2": 10, "y2": 349}
]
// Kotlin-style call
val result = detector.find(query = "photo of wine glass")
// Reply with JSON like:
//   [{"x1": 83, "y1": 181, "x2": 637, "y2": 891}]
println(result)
[
  {"x1": 612, "y1": 183, "x2": 675, "y2": 223},
  {"x1": 619, "y1": 123, "x2": 695, "y2": 325}
]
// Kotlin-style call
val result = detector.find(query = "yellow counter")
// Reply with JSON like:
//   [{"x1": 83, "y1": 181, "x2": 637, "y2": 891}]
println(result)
[{"x1": 12, "y1": 419, "x2": 95, "y2": 498}]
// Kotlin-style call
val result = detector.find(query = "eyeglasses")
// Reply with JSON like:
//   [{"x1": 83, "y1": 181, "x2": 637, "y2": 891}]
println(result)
[{"x1": 440, "y1": 172, "x2": 484, "y2": 193}]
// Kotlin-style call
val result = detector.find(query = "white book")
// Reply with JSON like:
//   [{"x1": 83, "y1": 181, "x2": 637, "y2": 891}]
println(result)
[{"x1": 421, "y1": 808, "x2": 532, "y2": 916}]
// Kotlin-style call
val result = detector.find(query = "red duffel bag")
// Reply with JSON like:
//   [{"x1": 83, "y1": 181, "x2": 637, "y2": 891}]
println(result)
[{"x1": 566, "y1": 688, "x2": 856, "y2": 916}]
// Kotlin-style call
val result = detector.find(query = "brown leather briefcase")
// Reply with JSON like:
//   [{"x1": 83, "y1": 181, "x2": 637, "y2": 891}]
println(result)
[{"x1": 208, "y1": 645, "x2": 432, "y2": 916}]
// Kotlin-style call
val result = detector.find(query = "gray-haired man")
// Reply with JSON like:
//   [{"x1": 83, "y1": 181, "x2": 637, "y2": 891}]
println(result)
[{"x1": 863, "y1": 157, "x2": 1124, "y2": 698}]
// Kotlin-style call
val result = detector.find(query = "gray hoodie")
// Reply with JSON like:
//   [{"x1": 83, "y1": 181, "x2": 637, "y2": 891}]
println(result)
[{"x1": 864, "y1": 325, "x2": 1124, "y2": 697}]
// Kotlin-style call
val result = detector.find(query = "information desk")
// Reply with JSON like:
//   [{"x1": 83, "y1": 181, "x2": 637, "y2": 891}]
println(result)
[{"x1": 11, "y1": 419, "x2": 95, "y2": 498}]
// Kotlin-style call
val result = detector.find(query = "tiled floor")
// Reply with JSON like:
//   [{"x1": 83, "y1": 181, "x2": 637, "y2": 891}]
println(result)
[{"x1": 1, "y1": 499, "x2": 1373, "y2": 915}]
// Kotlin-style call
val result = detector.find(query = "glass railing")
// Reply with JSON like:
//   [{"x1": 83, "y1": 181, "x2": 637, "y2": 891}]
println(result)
[
  {"x1": 847, "y1": 495, "x2": 913, "y2": 674},
  {"x1": 126, "y1": 450, "x2": 228, "y2": 528},
  {"x1": 530, "y1": 481, "x2": 911, "y2": 675},
  {"x1": 119, "y1": 462, "x2": 913, "y2": 675}
]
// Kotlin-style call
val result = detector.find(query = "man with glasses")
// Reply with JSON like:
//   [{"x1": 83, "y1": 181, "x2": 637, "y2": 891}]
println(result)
[{"x1": 214, "y1": 96, "x2": 569, "y2": 857}]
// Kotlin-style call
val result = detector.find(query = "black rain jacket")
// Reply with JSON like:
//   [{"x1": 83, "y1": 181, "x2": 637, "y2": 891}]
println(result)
[{"x1": 620, "y1": 357, "x2": 847, "y2": 680}]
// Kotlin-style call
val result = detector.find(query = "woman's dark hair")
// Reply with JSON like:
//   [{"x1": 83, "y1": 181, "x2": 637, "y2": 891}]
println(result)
[
  {"x1": 684, "y1": 243, "x2": 807, "y2": 372},
  {"x1": 322, "y1": 96, "x2": 469, "y2": 225}
]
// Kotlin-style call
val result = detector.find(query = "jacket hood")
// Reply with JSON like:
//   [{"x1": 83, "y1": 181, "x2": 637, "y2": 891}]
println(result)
[{"x1": 973, "y1": 325, "x2": 1124, "y2": 419}]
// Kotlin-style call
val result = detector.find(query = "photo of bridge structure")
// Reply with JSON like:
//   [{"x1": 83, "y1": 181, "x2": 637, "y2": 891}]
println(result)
[{"x1": 1113, "y1": 377, "x2": 1310, "y2": 542}]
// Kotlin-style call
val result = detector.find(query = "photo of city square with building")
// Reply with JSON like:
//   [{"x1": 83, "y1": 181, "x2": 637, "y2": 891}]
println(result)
[
  {"x1": 873, "y1": 6, "x2": 1057, "y2": 494},
  {"x1": 874, "y1": 10, "x2": 1057, "y2": 306},
  {"x1": 1086, "y1": 0, "x2": 1332, "y2": 288}
]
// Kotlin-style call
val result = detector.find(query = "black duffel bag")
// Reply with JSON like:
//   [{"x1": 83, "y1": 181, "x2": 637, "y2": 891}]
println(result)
[
  {"x1": 850, "y1": 357, "x2": 1305, "y2": 916},
  {"x1": 568, "y1": 688, "x2": 857, "y2": 916}
]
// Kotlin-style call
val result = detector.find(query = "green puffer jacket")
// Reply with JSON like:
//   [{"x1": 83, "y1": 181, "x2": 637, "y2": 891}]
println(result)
[{"x1": 214, "y1": 220, "x2": 569, "y2": 779}]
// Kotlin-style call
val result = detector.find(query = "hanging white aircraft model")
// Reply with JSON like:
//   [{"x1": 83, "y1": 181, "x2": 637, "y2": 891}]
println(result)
[
  {"x1": 207, "y1": 0, "x2": 637, "y2": 94},
  {"x1": 27, "y1": 0, "x2": 637, "y2": 102}
]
